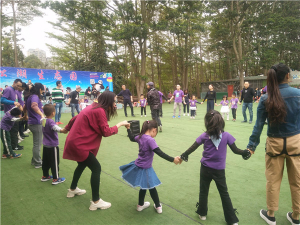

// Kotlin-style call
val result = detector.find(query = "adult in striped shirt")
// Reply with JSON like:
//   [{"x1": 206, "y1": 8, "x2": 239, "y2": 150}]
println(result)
[{"x1": 52, "y1": 81, "x2": 64, "y2": 125}]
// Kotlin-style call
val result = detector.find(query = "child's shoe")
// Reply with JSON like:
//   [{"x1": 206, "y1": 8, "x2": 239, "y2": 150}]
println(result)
[
  {"x1": 159, "y1": 125, "x2": 162, "y2": 132},
  {"x1": 89, "y1": 198, "x2": 111, "y2": 210},
  {"x1": 183, "y1": 114, "x2": 185, "y2": 116},
  {"x1": 144, "y1": 115, "x2": 146, "y2": 117},
  {"x1": 178, "y1": 116, "x2": 181, "y2": 118},
  {"x1": 9, "y1": 153, "x2": 22, "y2": 159},
  {"x1": 172, "y1": 116, "x2": 175, "y2": 119},
  {"x1": 52, "y1": 177, "x2": 66, "y2": 185},
  {"x1": 141, "y1": 115, "x2": 143, "y2": 117},
  {"x1": 199, "y1": 215, "x2": 206, "y2": 220},
  {"x1": 41, "y1": 175, "x2": 53, "y2": 181},
  {"x1": 187, "y1": 114, "x2": 189, "y2": 116},
  {"x1": 67, "y1": 187, "x2": 87, "y2": 198},
  {"x1": 154, "y1": 203, "x2": 162, "y2": 214},
  {"x1": 137, "y1": 202, "x2": 150, "y2": 211},
  {"x1": 2, "y1": 154, "x2": 8, "y2": 159}
]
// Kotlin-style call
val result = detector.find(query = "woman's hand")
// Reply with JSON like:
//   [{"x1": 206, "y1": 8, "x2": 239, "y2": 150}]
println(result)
[{"x1": 116, "y1": 120, "x2": 129, "y2": 128}]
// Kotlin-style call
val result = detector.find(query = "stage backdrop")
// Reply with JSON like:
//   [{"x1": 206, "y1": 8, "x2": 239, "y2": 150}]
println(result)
[{"x1": 0, "y1": 67, "x2": 113, "y2": 93}]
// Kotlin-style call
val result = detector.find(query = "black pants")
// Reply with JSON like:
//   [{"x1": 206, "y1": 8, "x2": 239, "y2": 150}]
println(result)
[
  {"x1": 183, "y1": 103, "x2": 189, "y2": 114},
  {"x1": 141, "y1": 107, "x2": 146, "y2": 116},
  {"x1": 151, "y1": 108, "x2": 162, "y2": 126},
  {"x1": 10, "y1": 121, "x2": 19, "y2": 149},
  {"x1": 70, "y1": 152, "x2": 101, "y2": 202},
  {"x1": 19, "y1": 120, "x2": 26, "y2": 136},
  {"x1": 232, "y1": 108, "x2": 237, "y2": 119},
  {"x1": 197, "y1": 164, "x2": 238, "y2": 224},
  {"x1": 139, "y1": 188, "x2": 160, "y2": 208},
  {"x1": 42, "y1": 146, "x2": 60, "y2": 179},
  {"x1": 191, "y1": 110, "x2": 196, "y2": 117},
  {"x1": 123, "y1": 99, "x2": 134, "y2": 116},
  {"x1": 159, "y1": 104, "x2": 163, "y2": 117},
  {"x1": 207, "y1": 100, "x2": 215, "y2": 113}
]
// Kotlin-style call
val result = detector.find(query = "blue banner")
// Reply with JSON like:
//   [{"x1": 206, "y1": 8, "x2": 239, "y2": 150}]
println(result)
[{"x1": 0, "y1": 67, "x2": 113, "y2": 93}]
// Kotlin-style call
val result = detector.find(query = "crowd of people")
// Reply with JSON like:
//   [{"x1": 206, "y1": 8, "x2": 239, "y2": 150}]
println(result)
[{"x1": 0, "y1": 63, "x2": 300, "y2": 225}]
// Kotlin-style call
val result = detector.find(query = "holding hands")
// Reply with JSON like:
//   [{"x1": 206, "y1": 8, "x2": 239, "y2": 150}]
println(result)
[{"x1": 173, "y1": 156, "x2": 183, "y2": 165}]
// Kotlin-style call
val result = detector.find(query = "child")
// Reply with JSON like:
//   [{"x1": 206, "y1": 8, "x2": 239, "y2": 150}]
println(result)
[
  {"x1": 189, "y1": 95, "x2": 201, "y2": 119},
  {"x1": 84, "y1": 96, "x2": 89, "y2": 103},
  {"x1": 218, "y1": 95, "x2": 230, "y2": 120},
  {"x1": 139, "y1": 94, "x2": 147, "y2": 117},
  {"x1": 41, "y1": 104, "x2": 67, "y2": 184},
  {"x1": 0, "y1": 107, "x2": 22, "y2": 159},
  {"x1": 229, "y1": 93, "x2": 239, "y2": 121},
  {"x1": 46, "y1": 97, "x2": 53, "y2": 104},
  {"x1": 120, "y1": 120, "x2": 180, "y2": 213},
  {"x1": 179, "y1": 110, "x2": 251, "y2": 225}
]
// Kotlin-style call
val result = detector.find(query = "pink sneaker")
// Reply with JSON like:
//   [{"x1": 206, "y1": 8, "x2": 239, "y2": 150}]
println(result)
[{"x1": 154, "y1": 203, "x2": 162, "y2": 214}]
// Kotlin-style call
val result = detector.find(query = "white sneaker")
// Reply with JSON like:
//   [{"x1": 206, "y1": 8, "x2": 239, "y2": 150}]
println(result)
[
  {"x1": 137, "y1": 202, "x2": 150, "y2": 211},
  {"x1": 89, "y1": 198, "x2": 111, "y2": 211},
  {"x1": 18, "y1": 138, "x2": 24, "y2": 143},
  {"x1": 154, "y1": 203, "x2": 162, "y2": 214},
  {"x1": 141, "y1": 116, "x2": 143, "y2": 117},
  {"x1": 67, "y1": 187, "x2": 87, "y2": 198},
  {"x1": 187, "y1": 114, "x2": 189, "y2": 116},
  {"x1": 144, "y1": 115, "x2": 146, "y2": 117},
  {"x1": 232, "y1": 223, "x2": 238, "y2": 225},
  {"x1": 199, "y1": 215, "x2": 206, "y2": 220},
  {"x1": 183, "y1": 114, "x2": 185, "y2": 116}
]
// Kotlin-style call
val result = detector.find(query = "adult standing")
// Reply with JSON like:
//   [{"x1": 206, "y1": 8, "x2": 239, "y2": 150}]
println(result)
[
  {"x1": 147, "y1": 82, "x2": 163, "y2": 132},
  {"x1": 52, "y1": 81, "x2": 64, "y2": 125},
  {"x1": 239, "y1": 82, "x2": 255, "y2": 124},
  {"x1": 67, "y1": 86, "x2": 81, "y2": 118},
  {"x1": 85, "y1": 87, "x2": 92, "y2": 99},
  {"x1": 201, "y1": 84, "x2": 217, "y2": 113},
  {"x1": 117, "y1": 85, "x2": 135, "y2": 117},
  {"x1": 0, "y1": 79, "x2": 23, "y2": 150},
  {"x1": 247, "y1": 63, "x2": 300, "y2": 225},
  {"x1": 24, "y1": 83, "x2": 45, "y2": 168},
  {"x1": 183, "y1": 89, "x2": 190, "y2": 116},
  {"x1": 63, "y1": 91, "x2": 129, "y2": 210},
  {"x1": 168, "y1": 85, "x2": 185, "y2": 118},
  {"x1": 157, "y1": 91, "x2": 167, "y2": 118}
]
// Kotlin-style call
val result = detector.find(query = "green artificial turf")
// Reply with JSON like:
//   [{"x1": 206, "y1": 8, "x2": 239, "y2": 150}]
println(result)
[{"x1": 1, "y1": 102, "x2": 292, "y2": 224}]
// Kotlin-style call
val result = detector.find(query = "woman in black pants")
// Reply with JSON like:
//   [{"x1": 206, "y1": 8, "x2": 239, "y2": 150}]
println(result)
[
  {"x1": 183, "y1": 89, "x2": 190, "y2": 116},
  {"x1": 201, "y1": 84, "x2": 217, "y2": 112}
]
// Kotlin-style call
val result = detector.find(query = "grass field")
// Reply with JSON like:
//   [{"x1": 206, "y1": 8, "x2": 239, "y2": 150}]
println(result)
[{"x1": 1, "y1": 102, "x2": 293, "y2": 225}]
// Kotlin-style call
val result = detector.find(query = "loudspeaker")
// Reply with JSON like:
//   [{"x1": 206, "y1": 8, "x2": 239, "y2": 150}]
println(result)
[{"x1": 128, "y1": 120, "x2": 140, "y2": 136}]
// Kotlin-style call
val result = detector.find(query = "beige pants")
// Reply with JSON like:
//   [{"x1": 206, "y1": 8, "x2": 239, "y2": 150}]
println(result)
[
  {"x1": 173, "y1": 102, "x2": 182, "y2": 117},
  {"x1": 265, "y1": 134, "x2": 300, "y2": 215}
]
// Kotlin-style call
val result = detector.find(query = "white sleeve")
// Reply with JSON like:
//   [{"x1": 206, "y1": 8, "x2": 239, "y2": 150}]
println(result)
[{"x1": 52, "y1": 125, "x2": 62, "y2": 132}]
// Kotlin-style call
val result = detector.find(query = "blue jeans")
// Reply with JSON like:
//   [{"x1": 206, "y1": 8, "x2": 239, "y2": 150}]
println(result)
[
  {"x1": 70, "y1": 103, "x2": 80, "y2": 118},
  {"x1": 55, "y1": 102, "x2": 63, "y2": 122},
  {"x1": 242, "y1": 102, "x2": 253, "y2": 122}
]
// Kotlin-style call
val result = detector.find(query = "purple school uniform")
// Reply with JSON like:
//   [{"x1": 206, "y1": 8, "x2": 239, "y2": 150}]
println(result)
[
  {"x1": 84, "y1": 99, "x2": 88, "y2": 103},
  {"x1": 158, "y1": 91, "x2": 163, "y2": 104},
  {"x1": 196, "y1": 132, "x2": 236, "y2": 170},
  {"x1": 230, "y1": 98, "x2": 239, "y2": 109},
  {"x1": 189, "y1": 100, "x2": 200, "y2": 107},
  {"x1": 42, "y1": 119, "x2": 59, "y2": 147},
  {"x1": 0, "y1": 111, "x2": 15, "y2": 131},
  {"x1": 220, "y1": 100, "x2": 229, "y2": 106},
  {"x1": 134, "y1": 134, "x2": 158, "y2": 169},
  {"x1": 140, "y1": 99, "x2": 146, "y2": 107},
  {"x1": 173, "y1": 90, "x2": 184, "y2": 103},
  {"x1": 26, "y1": 95, "x2": 44, "y2": 125},
  {"x1": 2, "y1": 86, "x2": 18, "y2": 113}
]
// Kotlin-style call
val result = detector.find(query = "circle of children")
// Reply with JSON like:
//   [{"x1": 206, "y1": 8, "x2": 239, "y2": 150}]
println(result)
[{"x1": 1, "y1": 63, "x2": 299, "y2": 225}]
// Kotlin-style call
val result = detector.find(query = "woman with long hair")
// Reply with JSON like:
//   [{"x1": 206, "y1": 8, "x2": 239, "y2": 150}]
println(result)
[
  {"x1": 63, "y1": 91, "x2": 129, "y2": 210},
  {"x1": 247, "y1": 63, "x2": 300, "y2": 225},
  {"x1": 24, "y1": 82, "x2": 45, "y2": 168}
]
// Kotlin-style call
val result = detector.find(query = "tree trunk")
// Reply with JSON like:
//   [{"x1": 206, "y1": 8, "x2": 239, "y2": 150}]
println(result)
[{"x1": 12, "y1": 0, "x2": 18, "y2": 67}]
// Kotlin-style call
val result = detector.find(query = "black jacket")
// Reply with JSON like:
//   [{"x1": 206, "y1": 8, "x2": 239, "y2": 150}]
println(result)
[
  {"x1": 147, "y1": 88, "x2": 160, "y2": 110},
  {"x1": 240, "y1": 87, "x2": 255, "y2": 103}
]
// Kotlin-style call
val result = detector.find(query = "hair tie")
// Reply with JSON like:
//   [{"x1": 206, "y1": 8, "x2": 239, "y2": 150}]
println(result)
[
  {"x1": 147, "y1": 120, "x2": 149, "y2": 124},
  {"x1": 271, "y1": 66, "x2": 277, "y2": 72},
  {"x1": 211, "y1": 112, "x2": 214, "y2": 115}
]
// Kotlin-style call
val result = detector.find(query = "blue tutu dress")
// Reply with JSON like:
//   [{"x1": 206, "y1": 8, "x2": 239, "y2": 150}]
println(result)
[{"x1": 120, "y1": 161, "x2": 161, "y2": 190}]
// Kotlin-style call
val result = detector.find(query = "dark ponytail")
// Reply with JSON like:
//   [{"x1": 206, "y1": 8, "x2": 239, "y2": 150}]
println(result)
[
  {"x1": 139, "y1": 120, "x2": 158, "y2": 139},
  {"x1": 205, "y1": 110, "x2": 225, "y2": 139},
  {"x1": 265, "y1": 63, "x2": 289, "y2": 125},
  {"x1": 24, "y1": 82, "x2": 44, "y2": 100}
]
